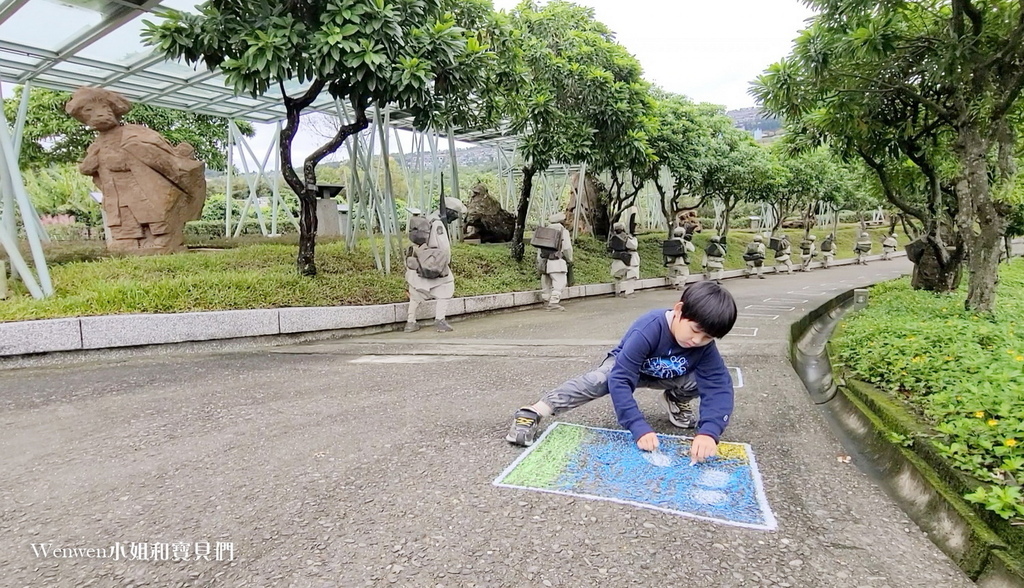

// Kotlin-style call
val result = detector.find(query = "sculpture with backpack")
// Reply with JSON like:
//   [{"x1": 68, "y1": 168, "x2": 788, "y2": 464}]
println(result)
[
  {"x1": 404, "y1": 208, "x2": 457, "y2": 333},
  {"x1": 408, "y1": 215, "x2": 451, "y2": 279}
]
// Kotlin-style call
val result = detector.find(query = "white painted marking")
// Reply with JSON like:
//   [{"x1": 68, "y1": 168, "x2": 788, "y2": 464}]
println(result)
[
  {"x1": 788, "y1": 291, "x2": 828, "y2": 296},
  {"x1": 745, "y1": 305, "x2": 795, "y2": 311},
  {"x1": 739, "y1": 313, "x2": 779, "y2": 320},
  {"x1": 728, "y1": 367, "x2": 744, "y2": 388},
  {"x1": 730, "y1": 327, "x2": 758, "y2": 337},
  {"x1": 763, "y1": 297, "x2": 807, "y2": 304},
  {"x1": 350, "y1": 355, "x2": 462, "y2": 364}
]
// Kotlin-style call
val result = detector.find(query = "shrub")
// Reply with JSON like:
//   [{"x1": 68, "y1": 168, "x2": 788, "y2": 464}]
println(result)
[{"x1": 832, "y1": 261, "x2": 1024, "y2": 520}]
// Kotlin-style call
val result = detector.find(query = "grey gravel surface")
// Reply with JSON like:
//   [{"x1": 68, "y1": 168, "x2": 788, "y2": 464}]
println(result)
[{"x1": 0, "y1": 259, "x2": 974, "y2": 587}]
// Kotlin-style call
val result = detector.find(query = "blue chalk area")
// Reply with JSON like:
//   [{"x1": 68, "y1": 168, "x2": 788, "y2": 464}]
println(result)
[{"x1": 551, "y1": 428, "x2": 768, "y2": 527}]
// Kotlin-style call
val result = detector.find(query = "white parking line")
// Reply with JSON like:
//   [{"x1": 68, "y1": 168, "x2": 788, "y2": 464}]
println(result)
[
  {"x1": 763, "y1": 297, "x2": 807, "y2": 304},
  {"x1": 731, "y1": 327, "x2": 758, "y2": 337},
  {"x1": 728, "y1": 367, "x2": 744, "y2": 388},
  {"x1": 739, "y1": 313, "x2": 779, "y2": 320},
  {"x1": 745, "y1": 305, "x2": 795, "y2": 312}
]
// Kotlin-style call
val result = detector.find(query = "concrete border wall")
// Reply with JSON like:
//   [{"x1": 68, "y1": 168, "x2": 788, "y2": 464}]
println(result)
[
  {"x1": 789, "y1": 286, "x2": 1024, "y2": 586},
  {"x1": 0, "y1": 253, "x2": 899, "y2": 359}
]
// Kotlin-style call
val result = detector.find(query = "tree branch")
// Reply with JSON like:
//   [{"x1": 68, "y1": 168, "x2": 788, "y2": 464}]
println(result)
[
  {"x1": 856, "y1": 146, "x2": 929, "y2": 226},
  {"x1": 305, "y1": 94, "x2": 369, "y2": 174},
  {"x1": 837, "y1": 73, "x2": 954, "y2": 122}
]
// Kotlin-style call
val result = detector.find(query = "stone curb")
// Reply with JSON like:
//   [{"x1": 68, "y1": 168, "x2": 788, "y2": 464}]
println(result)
[
  {"x1": 789, "y1": 283, "x2": 1024, "y2": 587},
  {"x1": 0, "y1": 252, "x2": 904, "y2": 358}
]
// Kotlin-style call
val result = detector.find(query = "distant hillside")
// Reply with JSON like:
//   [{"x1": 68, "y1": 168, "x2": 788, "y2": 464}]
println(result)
[{"x1": 727, "y1": 107, "x2": 782, "y2": 133}]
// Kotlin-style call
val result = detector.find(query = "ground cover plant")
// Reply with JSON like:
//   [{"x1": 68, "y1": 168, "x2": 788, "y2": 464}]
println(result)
[
  {"x1": 832, "y1": 260, "x2": 1024, "y2": 521},
  {"x1": 0, "y1": 225, "x2": 890, "y2": 322}
]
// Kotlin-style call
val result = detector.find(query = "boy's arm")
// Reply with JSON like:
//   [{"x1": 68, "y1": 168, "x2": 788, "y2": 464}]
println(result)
[
  {"x1": 608, "y1": 330, "x2": 656, "y2": 441},
  {"x1": 693, "y1": 345, "x2": 735, "y2": 441}
]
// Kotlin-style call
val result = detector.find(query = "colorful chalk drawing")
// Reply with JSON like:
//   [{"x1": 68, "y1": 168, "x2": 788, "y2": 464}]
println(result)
[{"x1": 494, "y1": 423, "x2": 777, "y2": 531}]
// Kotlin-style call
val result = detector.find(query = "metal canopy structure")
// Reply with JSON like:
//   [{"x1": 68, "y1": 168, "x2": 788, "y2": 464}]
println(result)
[{"x1": 0, "y1": 0, "x2": 513, "y2": 146}]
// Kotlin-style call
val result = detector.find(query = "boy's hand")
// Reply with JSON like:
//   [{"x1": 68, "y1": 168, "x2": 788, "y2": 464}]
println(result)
[
  {"x1": 637, "y1": 432, "x2": 659, "y2": 452},
  {"x1": 689, "y1": 434, "x2": 718, "y2": 464}
]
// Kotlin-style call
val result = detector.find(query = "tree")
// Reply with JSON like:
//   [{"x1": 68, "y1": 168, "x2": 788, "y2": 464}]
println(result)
[
  {"x1": 502, "y1": 0, "x2": 649, "y2": 260},
  {"x1": 697, "y1": 126, "x2": 783, "y2": 240},
  {"x1": 755, "y1": 1, "x2": 1024, "y2": 312},
  {"x1": 772, "y1": 146, "x2": 856, "y2": 236},
  {"x1": 646, "y1": 94, "x2": 720, "y2": 235},
  {"x1": 2, "y1": 87, "x2": 252, "y2": 171},
  {"x1": 755, "y1": 48, "x2": 967, "y2": 292},
  {"x1": 21, "y1": 163, "x2": 101, "y2": 227},
  {"x1": 144, "y1": 0, "x2": 496, "y2": 275}
]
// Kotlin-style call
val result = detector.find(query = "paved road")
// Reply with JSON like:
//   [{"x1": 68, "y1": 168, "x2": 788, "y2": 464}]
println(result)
[{"x1": 0, "y1": 259, "x2": 974, "y2": 587}]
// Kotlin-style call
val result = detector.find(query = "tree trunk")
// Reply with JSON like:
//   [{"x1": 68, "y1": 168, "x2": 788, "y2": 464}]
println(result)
[
  {"x1": 654, "y1": 178, "x2": 673, "y2": 238},
  {"x1": 297, "y1": 193, "x2": 318, "y2": 275},
  {"x1": 721, "y1": 198, "x2": 732, "y2": 240},
  {"x1": 511, "y1": 165, "x2": 536, "y2": 262},
  {"x1": 954, "y1": 126, "x2": 1007, "y2": 313},
  {"x1": 907, "y1": 237, "x2": 962, "y2": 292}
]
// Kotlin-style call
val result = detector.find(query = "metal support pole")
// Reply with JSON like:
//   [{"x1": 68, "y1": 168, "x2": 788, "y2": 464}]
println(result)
[
  {"x1": 225, "y1": 124, "x2": 234, "y2": 237},
  {"x1": 230, "y1": 122, "x2": 272, "y2": 238},
  {"x1": 0, "y1": 105, "x2": 50, "y2": 297},
  {"x1": 377, "y1": 108, "x2": 401, "y2": 273},
  {"x1": 572, "y1": 161, "x2": 587, "y2": 239}
]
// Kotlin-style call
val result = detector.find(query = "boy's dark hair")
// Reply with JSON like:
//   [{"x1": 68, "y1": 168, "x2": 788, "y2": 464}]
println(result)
[{"x1": 678, "y1": 281, "x2": 737, "y2": 339}]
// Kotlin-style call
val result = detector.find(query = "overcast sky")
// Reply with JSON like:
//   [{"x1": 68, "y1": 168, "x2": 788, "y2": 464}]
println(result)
[{"x1": 490, "y1": 0, "x2": 815, "y2": 110}]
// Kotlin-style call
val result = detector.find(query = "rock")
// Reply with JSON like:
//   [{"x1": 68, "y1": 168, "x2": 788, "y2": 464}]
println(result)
[{"x1": 464, "y1": 184, "x2": 515, "y2": 243}]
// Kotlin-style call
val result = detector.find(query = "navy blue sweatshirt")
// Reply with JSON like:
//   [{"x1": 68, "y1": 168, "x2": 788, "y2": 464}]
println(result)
[{"x1": 608, "y1": 309, "x2": 734, "y2": 442}]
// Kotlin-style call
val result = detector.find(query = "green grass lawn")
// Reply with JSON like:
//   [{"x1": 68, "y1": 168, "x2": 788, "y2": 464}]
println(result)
[
  {"x1": 832, "y1": 259, "x2": 1024, "y2": 521},
  {"x1": 0, "y1": 224, "x2": 893, "y2": 322}
]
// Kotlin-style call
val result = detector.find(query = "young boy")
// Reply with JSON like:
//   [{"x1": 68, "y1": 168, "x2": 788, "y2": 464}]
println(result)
[{"x1": 505, "y1": 281, "x2": 738, "y2": 463}]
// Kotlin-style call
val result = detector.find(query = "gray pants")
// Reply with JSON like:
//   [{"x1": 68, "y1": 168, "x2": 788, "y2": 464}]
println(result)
[{"x1": 541, "y1": 355, "x2": 697, "y2": 416}]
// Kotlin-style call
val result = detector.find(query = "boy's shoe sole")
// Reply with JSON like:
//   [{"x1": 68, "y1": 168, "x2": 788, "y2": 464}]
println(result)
[
  {"x1": 506, "y1": 409, "x2": 541, "y2": 447},
  {"x1": 659, "y1": 391, "x2": 697, "y2": 429}
]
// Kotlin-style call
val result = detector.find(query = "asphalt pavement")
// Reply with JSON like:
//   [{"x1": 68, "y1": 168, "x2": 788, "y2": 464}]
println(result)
[{"x1": 0, "y1": 257, "x2": 975, "y2": 587}]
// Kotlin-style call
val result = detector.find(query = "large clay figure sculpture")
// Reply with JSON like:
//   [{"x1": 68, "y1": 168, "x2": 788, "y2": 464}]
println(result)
[{"x1": 66, "y1": 87, "x2": 206, "y2": 254}]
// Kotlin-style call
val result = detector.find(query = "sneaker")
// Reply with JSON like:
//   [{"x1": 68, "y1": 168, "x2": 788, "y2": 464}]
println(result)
[
  {"x1": 506, "y1": 409, "x2": 541, "y2": 446},
  {"x1": 545, "y1": 303, "x2": 566, "y2": 312},
  {"x1": 758, "y1": 274, "x2": 766, "y2": 279},
  {"x1": 659, "y1": 391, "x2": 697, "y2": 429},
  {"x1": 434, "y1": 319, "x2": 453, "y2": 332},
  {"x1": 404, "y1": 322, "x2": 420, "y2": 333}
]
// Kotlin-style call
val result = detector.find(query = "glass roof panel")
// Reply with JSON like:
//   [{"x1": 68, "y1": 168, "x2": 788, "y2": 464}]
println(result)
[
  {"x1": 51, "y1": 60, "x2": 113, "y2": 79},
  {"x1": 146, "y1": 58, "x2": 203, "y2": 79},
  {"x1": 0, "y1": 0, "x2": 102, "y2": 53},
  {"x1": 0, "y1": 50, "x2": 43, "y2": 68},
  {"x1": 76, "y1": 12, "x2": 151, "y2": 66},
  {"x1": 0, "y1": 0, "x2": 498, "y2": 143}
]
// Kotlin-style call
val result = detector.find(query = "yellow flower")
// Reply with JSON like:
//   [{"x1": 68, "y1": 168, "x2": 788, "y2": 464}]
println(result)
[
  {"x1": 1005, "y1": 439, "x2": 1018, "y2": 447},
  {"x1": 906, "y1": 336, "x2": 916, "y2": 340},
  {"x1": 945, "y1": 356, "x2": 955, "y2": 361},
  {"x1": 987, "y1": 419, "x2": 999, "y2": 426},
  {"x1": 974, "y1": 411, "x2": 986, "y2": 418},
  {"x1": 1016, "y1": 356, "x2": 1023, "y2": 362}
]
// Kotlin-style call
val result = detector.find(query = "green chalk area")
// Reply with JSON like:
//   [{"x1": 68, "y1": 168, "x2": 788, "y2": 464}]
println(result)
[{"x1": 500, "y1": 423, "x2": 587, "y2": 488}]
